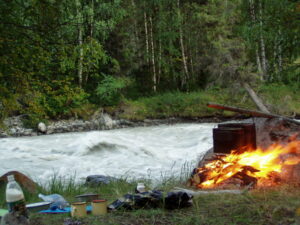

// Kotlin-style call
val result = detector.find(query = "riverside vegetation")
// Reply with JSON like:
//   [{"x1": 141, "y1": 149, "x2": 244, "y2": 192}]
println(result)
[
  {"x1": 0, "y1": 1, "x2": 299, "y2": 127},
  {"x1": 1, "y1": 175, "x2": 300, "y2": 225},
  {"x1": 1, "y1": 85, "x2": 300, "y2": 130}
]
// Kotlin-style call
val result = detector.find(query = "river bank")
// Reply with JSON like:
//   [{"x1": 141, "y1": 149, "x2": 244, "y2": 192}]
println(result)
[
  {"x1": 1, "y1": 85, "x2": 299, "y2": 138},
  {"x1": 0, "y1": 113, "x2": 246, "y2": 138}
]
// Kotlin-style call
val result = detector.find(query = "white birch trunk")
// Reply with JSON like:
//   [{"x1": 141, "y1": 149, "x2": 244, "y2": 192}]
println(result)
[
  {"x1": 131, "y1": 0, "x2": 139, "y2": 44},
  {"x1": 85, "y1": 0, "x2": 94, "y2": 85},
  {"x1": 256, "y1": 48, "x2": 263, "y2": 80},
  {"x1": 249, "y1": 0, "x2": 263, "y2": 79},
  {"x1": 149, "y1": 16, "x2": 157, "y2": 92},
  {"x1": 158, "y1": 38, "x2": 162, "y2": 85},
  {"x1": 178, "y1": 0, "x2": 188, "y2": 88},
  {"x1": 188, "y1": 36, "x2": 194, "y2": 77},
  {"x1": 278, "y1": 30, "x2": 283, "y2": 73},
  {"x1": 78, "y1": 29, "x2": 83, "y2": 88},
  {"x1": 77, "y1": 1, "x2": 83, "y2": 88},
  {"x1": 90, "y1": 0, "x2": 94, "y2": 38},
  {"x1": 259, "y1": 0, "x2": 267, "y2": 80},
  {"x1": 179, "y1": 27, "x2": 188, "y2": 78},
  {"x1": 144, "y1": 12, "x2": 150, "y2": 64},
  {"x1": 190, "y1": 53, "x2": 194, "y2": 77}
]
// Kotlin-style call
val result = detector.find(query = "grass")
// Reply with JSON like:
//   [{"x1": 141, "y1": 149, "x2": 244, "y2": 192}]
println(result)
[
  {"x1": 2, "y1": 175, "x2": 300, "y2": 225},
  {"x1": 258, "y1": 84, "x2": 300, "y2": 116},
  {"x1": 118, "y1": 88, "x2": 255, "y2": 121},
  {"x1": 115, "y1": 84, "x2": 300, "y2": 121}
]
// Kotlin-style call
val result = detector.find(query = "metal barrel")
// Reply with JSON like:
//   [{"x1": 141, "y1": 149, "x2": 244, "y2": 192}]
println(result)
[
  {"x1": 213, "y1": 127, "x2": 245, "y2": 154},
  {"x1": 218, "y1": 123, "x2": 257, "y2": 150}
]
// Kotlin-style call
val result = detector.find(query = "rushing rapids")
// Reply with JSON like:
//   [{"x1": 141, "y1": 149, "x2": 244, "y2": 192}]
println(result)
[
  {"x1": 0, "y1": 123, "x2": 215, "y2": 184},
  {"x1": 193, "y1": 136, "x2": 300, "y2": 189}
]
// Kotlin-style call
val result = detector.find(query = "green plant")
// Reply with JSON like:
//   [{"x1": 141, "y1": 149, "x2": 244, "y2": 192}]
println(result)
[{"x1": 96, "y1": 75, "x2": 132, "y2": 106}]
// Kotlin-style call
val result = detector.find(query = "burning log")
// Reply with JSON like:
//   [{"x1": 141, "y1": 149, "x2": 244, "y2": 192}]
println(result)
[{"x1": 191, "y1": 138, "x2": 300, "y2": 190}]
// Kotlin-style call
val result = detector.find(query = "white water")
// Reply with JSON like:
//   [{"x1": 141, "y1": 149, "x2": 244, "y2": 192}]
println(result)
[{"x1": 0, "y1": 123, "x2": 216, "y2": 184}]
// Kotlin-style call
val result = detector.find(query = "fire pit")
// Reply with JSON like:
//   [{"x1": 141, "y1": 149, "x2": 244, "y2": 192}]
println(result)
[{"x1": 190, "y1": 118, "x2": 300, "y2": 190}]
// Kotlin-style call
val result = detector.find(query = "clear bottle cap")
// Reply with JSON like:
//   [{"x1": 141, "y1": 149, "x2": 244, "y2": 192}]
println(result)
[{"x1": 7, "y1": 175, "x2": 15, "y2": 182}]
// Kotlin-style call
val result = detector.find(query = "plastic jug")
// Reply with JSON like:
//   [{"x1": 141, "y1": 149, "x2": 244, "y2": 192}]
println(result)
[{"x1": 6, "y1": 175, "x2": 28, "y2": 218}]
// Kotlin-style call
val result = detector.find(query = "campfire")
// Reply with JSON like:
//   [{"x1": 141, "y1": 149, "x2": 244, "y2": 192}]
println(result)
[{"x1": 190, "y1": 135, "x2": 300, "y2": 189}]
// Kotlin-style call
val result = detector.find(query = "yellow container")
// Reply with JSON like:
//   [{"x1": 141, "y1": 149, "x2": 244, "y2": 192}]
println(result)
[
  {"x1": 71, "y1": 202, "x2": 87, "y2": 218},
  {"x1": 92, "y1": 199, "x2": 107, "y2": 216}
]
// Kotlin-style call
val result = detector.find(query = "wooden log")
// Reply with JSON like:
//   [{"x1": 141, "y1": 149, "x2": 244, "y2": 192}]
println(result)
[
  {"x1": 172, "y1": 187, "x2": 248, "y2": 196},
  {"x1": 243, "y1": 83, "x2": 270, "y2": 113},
  {"x1": 207, "y1": 102, "x2": 300, "y2": 126}
]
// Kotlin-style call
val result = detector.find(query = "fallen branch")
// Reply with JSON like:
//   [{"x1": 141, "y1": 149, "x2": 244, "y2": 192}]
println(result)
[
  {"x1": 172, "y1": 187, "x2": 248, "y2": 196},
  {"x1": 243, "y1": 83, "x2": 270, "y2": 113},
  {"x1": 207, "y1": 102, "x2": 300, "y2": 126}
]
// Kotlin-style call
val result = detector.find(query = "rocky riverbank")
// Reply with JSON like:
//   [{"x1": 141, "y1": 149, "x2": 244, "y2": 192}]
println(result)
[{"x1": 0, "y1": 112, "x2": 229, "y2": 138}]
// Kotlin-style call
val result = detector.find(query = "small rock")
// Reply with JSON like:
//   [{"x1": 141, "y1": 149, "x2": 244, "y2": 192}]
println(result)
[
  {"x1": 91, "y1": 108, "x2": 104, "y2": 120},
  {"x1": 37, "y1": 122, "x2": 47, "y2": 133},
  {"x1": 23, "y1": 129, "x2": 34, "y2": 136},
  {"x1": 0, "y1": 129, "x2": 8, "y2": 138},
  {"x1": 85, "y1": 175, "x2": 118, "y2": 186},
  {"x1": 99, "y1": 113, "x2": 115, "y2": 129},
  {"x1": 117, "y1": 119, "x2": 134, "y2": 127}
]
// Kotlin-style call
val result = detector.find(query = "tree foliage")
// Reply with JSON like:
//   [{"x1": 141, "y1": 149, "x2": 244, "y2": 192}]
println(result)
[{"x1": 0, "y1": 0, "x2": 299, "y2": 123}]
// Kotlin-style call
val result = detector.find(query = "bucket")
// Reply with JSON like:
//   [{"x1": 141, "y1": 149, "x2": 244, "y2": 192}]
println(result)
[
  {"x1": 218, "y1": 123, "x2": 256, "y2": 150},
  {"x1": 92, "y1": 199, "x2": 107, "y2": 216},
  {"x1": 213, "y1": 127, "x2": 245, "y2": 154},
  {"x1": 71, "y1": 202, "x2": 87, "y2": 218}
]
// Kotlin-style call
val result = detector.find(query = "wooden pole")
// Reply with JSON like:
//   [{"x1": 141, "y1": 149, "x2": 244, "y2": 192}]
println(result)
[{"x1": 207, "y1": 102, "x2": 300, "y2": 125}]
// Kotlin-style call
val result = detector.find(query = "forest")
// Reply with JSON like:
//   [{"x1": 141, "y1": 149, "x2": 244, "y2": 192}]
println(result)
[{"x1": 0, "y1": 0, "x2": 299, "y2": 126}]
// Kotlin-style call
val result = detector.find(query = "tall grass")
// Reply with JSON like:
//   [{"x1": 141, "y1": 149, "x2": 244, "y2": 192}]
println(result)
[
  {"x1": 119, "y1": 89, "x2": 256, "y2": 120},
  {"x1": 118, "y1": 84, "x2": 300, "y2": 121},
  {"x1": 258, "y1": 84, "x2": 300, "y2": 116},
  {"x1": 0, "y1": 162, "x2": 195, "y2": 208},
  {"x1": 2, "y1": 171, "x2": 300, "y2": 224}
]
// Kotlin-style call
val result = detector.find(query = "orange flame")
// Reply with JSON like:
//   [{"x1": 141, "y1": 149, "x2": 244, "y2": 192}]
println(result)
[{"x1": 196, "y1": 139, "x2": 300, "y2": 189}]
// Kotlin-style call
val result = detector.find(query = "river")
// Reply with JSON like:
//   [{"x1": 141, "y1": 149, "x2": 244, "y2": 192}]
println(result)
[{"x1": 0, "y1": 123, "x2": 216, "y2": 184}]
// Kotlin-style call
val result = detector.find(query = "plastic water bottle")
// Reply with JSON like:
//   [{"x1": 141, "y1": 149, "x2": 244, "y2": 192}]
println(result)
[
  {"x1": 6, "y1": 175, "x2": 28, "y2": 218},
  {"x1": 38, "y1": 193, "x2": 69, "y2": 209}
]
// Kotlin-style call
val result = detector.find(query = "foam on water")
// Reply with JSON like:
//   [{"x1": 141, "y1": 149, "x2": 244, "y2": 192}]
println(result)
[{"x1": 0, "y1": 123, "x2": 216, "y2": 183}]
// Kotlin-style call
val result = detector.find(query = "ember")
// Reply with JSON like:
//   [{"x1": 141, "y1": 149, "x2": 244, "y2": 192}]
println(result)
[{"x1": 191, "y1": 138, "x2": 300, "y2": 189}]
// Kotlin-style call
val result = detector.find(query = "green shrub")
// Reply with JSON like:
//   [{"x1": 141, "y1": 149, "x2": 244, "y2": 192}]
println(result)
[
  {"x1": 21, "y1": 80, "x2": 89, "y2": 128},
  {"x1": 69, "y1": 103, "x2": 97, "y2": 120},
  {"x1": 96, "y1": 75, "x2": 132, "y2": 106}
]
